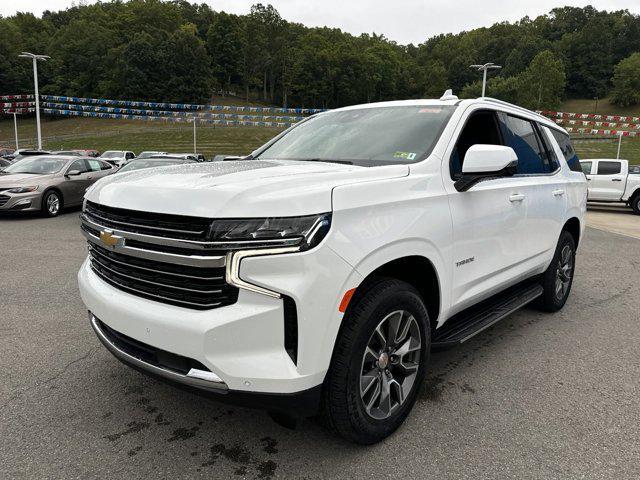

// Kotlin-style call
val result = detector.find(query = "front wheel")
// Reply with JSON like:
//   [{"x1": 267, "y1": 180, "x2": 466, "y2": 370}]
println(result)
[
  {"x1": 538, "y1": 230, "x2": 576, "y2": 312},
  {"x1": 631, "y1": 195, "x2": 640, "y2": 215},
  {"x1": 41, "y1": 190, "x2": 62, "y2": 217},
  {"x1": 321, "y1": 278, "x2": 430, "y2": 444}
]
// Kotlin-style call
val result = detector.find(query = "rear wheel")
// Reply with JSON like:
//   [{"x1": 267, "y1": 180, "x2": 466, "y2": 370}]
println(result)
[
  {"x1": 539, "y1": 230, "x2": 576, "y2": 312},
  {"x1": 321, "y1": 279, "x2": 430, "y2": 444},
  {"x1": 41, "y1": 190, "x2": 62, "y2": 217},
  {"x1": 631, "y1": 195, "x2": 640, "y2": 215}
]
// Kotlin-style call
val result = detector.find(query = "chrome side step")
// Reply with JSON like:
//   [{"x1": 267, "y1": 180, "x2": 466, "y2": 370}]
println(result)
[{"x1": 432, "y1": 282, "x2": 544, "y2": 350}]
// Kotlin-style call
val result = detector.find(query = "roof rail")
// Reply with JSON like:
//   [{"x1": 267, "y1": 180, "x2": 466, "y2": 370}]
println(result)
[{"x1": 479, "y1": 97, "x2": 550, "y2": 123}]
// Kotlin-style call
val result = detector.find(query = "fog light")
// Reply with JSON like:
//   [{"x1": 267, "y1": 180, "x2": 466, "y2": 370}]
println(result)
[{"x1": 11, "y1": 199, "x2": 32, "y2": 210}]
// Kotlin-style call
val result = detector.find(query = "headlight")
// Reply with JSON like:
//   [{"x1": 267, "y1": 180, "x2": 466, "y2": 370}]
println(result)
[
  {"x1": 7, "y1": 186, "x2": 38, "y2": 193},
  {"x1": 209, "y1": 213, "x2": 331, "y2": 250}
]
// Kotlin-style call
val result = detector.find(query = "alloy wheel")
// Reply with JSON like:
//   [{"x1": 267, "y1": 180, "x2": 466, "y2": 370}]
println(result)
[
  {"x1": 359, "y1": 310, "x2": 421, "y2": 420},
  {"x1": 47, "y1": 193, "x2": 60, "y2": 215},
  {"x1": 555, "y1": 245, "x2": 573, "y2": 300}
]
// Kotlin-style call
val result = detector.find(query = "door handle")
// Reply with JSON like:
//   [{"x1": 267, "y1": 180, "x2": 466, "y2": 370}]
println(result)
[
  {"x1": 553, "y1": 189, "x2": 565, "y2": 196},
  {"x1": 612, "y1": 178, "x2": 622, "y2": 182},
  {"x1": 587, "y1": 178, "x2": 591, "y2": 181},
  {"x1": 509, "y1": 194, "x2": 525, "y2": 203}
]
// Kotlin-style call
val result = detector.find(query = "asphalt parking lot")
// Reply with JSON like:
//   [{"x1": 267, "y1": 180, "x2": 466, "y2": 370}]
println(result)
[{"x1": 1, "y1": 208, "x2": 639, "y2": 479}]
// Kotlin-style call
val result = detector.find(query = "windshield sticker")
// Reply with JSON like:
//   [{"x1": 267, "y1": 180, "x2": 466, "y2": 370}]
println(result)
[
  {"x1": 393, "y1": 151, "x2": 417, "y2": 160},
  {"x1": 419, "y1": 107, "x2": 443, "y2": 113}
]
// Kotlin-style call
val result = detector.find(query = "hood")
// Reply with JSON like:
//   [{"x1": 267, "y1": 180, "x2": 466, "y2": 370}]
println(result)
[
  {"x1": 86, "y1": 160, "x2": 408, "y2": 217},
  {"x1": 0, "y1": 173, "x2": 54, "y2": 186}
]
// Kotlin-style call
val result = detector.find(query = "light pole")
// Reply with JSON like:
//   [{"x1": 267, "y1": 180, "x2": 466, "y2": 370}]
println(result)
[
  {"x1": 470, "y1": 63, "x2": 502, "y2": 97},
  {"x1": 13, "y1": 112, "x2": 19, "y2": 150},
  {"x1": 19, "y1": 52, "x2": 50, "y2": 150},
  {"x1": 193, "y1": 116, "x2": 197, "y2": 154},
  {"x1": 616, "y1": 131, "x2": 623, "y2": 160}
]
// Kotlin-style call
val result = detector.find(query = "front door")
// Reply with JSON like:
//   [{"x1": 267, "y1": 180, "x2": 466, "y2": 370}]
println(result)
[{"x1": 445, "y1": 108, "x2": 530, "y2": 313}]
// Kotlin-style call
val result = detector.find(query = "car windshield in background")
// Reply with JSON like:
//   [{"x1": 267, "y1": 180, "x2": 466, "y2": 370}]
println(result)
[
  {"x1": 118, "y1": 159, "x2": 190, "y2": 172},
  {"x1": 4, "y1": 157, "x2": 66, "y2": 174},
  {"x1": 256, "y1": 105, "x2": 457, "y2": 166},
  {"x1": 101, "y1": 151, "x2": 123, "y2": 158}
]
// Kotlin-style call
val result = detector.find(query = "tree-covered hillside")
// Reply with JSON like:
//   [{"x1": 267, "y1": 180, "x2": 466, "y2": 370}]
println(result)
[{"x1": 1, "y1": 2, "x2": 639, "y2": 109}]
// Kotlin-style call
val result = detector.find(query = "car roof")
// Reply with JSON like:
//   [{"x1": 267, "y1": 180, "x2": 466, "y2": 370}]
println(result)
[{"x1": 328, "y1": 96, "x2": 565, "y2": 135}]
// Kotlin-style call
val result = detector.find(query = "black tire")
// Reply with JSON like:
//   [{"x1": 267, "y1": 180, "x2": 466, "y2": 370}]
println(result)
[
  {"x1": 321, "y1": 278, "x2": 430, "y2": 444},
  {"x1": 631, "y1": 195, "x2": 640, "y2": 215},
  {"x1": 41, "y1": 190, "x2": 63, "y2": 217},
  {"x1": 538, "y1": 230, "x2": 576, "y2": 312}
]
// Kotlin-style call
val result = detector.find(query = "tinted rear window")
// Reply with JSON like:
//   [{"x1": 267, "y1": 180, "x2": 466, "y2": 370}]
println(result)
[
  {"x1": 596, "y1": 161, "x2": 622, "y2": 175},
  {"x1": 550, "y1": 130, "x2": 581, "y2": 172}
]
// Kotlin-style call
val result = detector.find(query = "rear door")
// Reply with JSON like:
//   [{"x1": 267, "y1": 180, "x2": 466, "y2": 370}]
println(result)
[
  {"x1": 497, "y1": 114, "x2": 566, "y2": 265},
  {"x1": 589, "y1": 160, "x2": 626, "y2": 201}
]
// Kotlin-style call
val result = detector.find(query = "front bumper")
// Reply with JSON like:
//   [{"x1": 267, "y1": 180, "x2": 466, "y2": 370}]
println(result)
[
  {"x1": 90, "y1": 312, "x2": 322, "y2": 416},
  {"x1": 0, "y1": 191, "x2": 42, "y2": 212},
  {"x1": 78, "y1": 241, "x2": 360, "y2": 397}
]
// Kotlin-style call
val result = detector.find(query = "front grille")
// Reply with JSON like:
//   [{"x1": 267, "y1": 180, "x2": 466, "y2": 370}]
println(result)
[
  {"x1": 0, "y1": 195, "x2": 9, "y2": 206},
  {"x1": 84, "y1": 200, "x2": 211, "y2": 241},
  {"x1": 88, "y1": 243, "x2": 238, "y2": 309}
]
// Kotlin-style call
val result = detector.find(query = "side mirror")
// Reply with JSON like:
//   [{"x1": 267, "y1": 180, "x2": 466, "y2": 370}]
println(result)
[
  {"x1": 455, "y1": 145, "x2": 518, "y2": 192},
  {"x1": 65, "y1": 169, "x2": 81, "y2": 177}
]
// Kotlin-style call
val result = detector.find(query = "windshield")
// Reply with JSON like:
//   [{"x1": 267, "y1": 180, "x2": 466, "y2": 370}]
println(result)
[
  {"x1": 255, "y1": 105, "x2": 456, "y2": 166},
  {"x1": 118, "y1": 160, "x2": 188, "y2": 172},
  {"x1": 4, "y1": 157, "x2": 66, "y2": 174},
  {"x1": 101, "y1": 151, "x2": 123, "y2": 159}
]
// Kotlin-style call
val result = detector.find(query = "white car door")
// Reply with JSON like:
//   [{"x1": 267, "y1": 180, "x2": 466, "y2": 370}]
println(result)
[
  {"x1": 444, "y1": 108, "x2": 530, "y2": 313},
  {"x1": 587, "y1": 160, "x2": 626, "y2": 201}
]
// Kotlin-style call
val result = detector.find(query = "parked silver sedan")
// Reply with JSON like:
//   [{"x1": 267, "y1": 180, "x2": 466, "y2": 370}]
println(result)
[{"x1": 0, "y1": 155, "x2": 115, "y2": 217}]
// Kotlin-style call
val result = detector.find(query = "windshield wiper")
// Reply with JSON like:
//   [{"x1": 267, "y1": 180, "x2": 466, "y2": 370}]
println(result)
[{"x1": 295, "y1": 158, "x2": 354, "y2": 165}]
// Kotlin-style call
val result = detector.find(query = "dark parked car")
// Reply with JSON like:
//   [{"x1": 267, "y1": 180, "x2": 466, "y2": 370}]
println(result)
[
  {"x1": 117, "y1": 156, "x2": 198, "y2": 173},
  {"x1": 6, "y1": 149, "x2": 52, "y2": 163}
]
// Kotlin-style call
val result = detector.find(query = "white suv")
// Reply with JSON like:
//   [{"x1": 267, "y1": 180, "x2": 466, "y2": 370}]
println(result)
[{"x1": 78, "y1": 95, "x2": 587, "y2": 444}]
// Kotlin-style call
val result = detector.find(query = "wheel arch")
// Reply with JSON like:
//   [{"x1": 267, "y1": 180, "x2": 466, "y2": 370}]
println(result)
[
  {"x1": 346, "y1": 255, "x2": 441, "y2": 329},
  {"x1": 42, "y1": 186, "x2": 64, "y2": 203},
  {"x1": 563, "y1": 217, "x2": 581, "y2": 248}
]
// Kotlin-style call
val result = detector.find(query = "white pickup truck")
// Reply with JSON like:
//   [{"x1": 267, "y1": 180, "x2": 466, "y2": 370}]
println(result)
[
  {"x1": 78, "y1": 95, "x2": 587, "y2": 444},
  {"x1": 580, "y1": 159, "x2": 640, "y2": 214}
]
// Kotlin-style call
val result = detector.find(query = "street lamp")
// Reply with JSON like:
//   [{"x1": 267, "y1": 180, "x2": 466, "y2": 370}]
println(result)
[
  {"x1": 470, "y1": 63, "x2": 502, "y2": 97},
  {"x1": 19, "y1": 52, "x2": 50, "y2": 150}
]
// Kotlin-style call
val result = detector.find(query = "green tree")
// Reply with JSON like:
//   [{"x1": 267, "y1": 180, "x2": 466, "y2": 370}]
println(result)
[
  {"x1": 610, "y1": 53, "x2": 640, "y2": 107},
  {"x1": 518, "y1": 50, "x2": 566, "y2": 109},
  {"x1": 206, "y1": 12, "x2": 243, "y2": 93}
]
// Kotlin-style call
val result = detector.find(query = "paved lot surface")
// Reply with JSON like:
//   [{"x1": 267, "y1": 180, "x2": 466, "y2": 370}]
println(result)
[
  {"x1": 1, "y1": 210, "x2": 639, "y2": 479},
  {"x1": 586, "y1": 202, "x2": 640, "y2": 239}
]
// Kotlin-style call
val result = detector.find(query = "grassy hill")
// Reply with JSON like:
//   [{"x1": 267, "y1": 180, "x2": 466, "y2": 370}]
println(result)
[
  {"x1": 0, "y1": 116, "x2": 281, "y2": 158},
  {"x1": 559, "y1": 97, "x2": 640, "y2": 117}
]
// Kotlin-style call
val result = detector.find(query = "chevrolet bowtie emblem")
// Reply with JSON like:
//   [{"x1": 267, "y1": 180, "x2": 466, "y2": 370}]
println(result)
[{"x1": 100, "y1": 229, "x2": 124, "y2": 248}]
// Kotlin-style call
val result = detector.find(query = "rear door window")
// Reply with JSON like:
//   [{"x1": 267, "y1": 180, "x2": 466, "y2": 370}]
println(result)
[
  {"x1": 550, "y1": 129, "x2": 581, "y2": 172},
  {"x1": 498, "y1": 113, "x2": 547, "y2": 174},
  {"x1": 87, "y1": 159, "x2": 103, "y2": 172},
  {"x1": 69, "y1": 159, "x2": 89, "y2": 174},
  {"x1": 596, "y1": 161, "x2": 622, "y2": 175}
]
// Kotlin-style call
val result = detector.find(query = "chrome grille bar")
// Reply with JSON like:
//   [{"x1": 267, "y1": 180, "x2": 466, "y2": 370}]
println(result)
[
  {"x1": 81, "y1": 225, "x2": 226, "y2": 268},
  {"x1": 87, "y1": 244, "x2": 223, "y2": 281}
]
